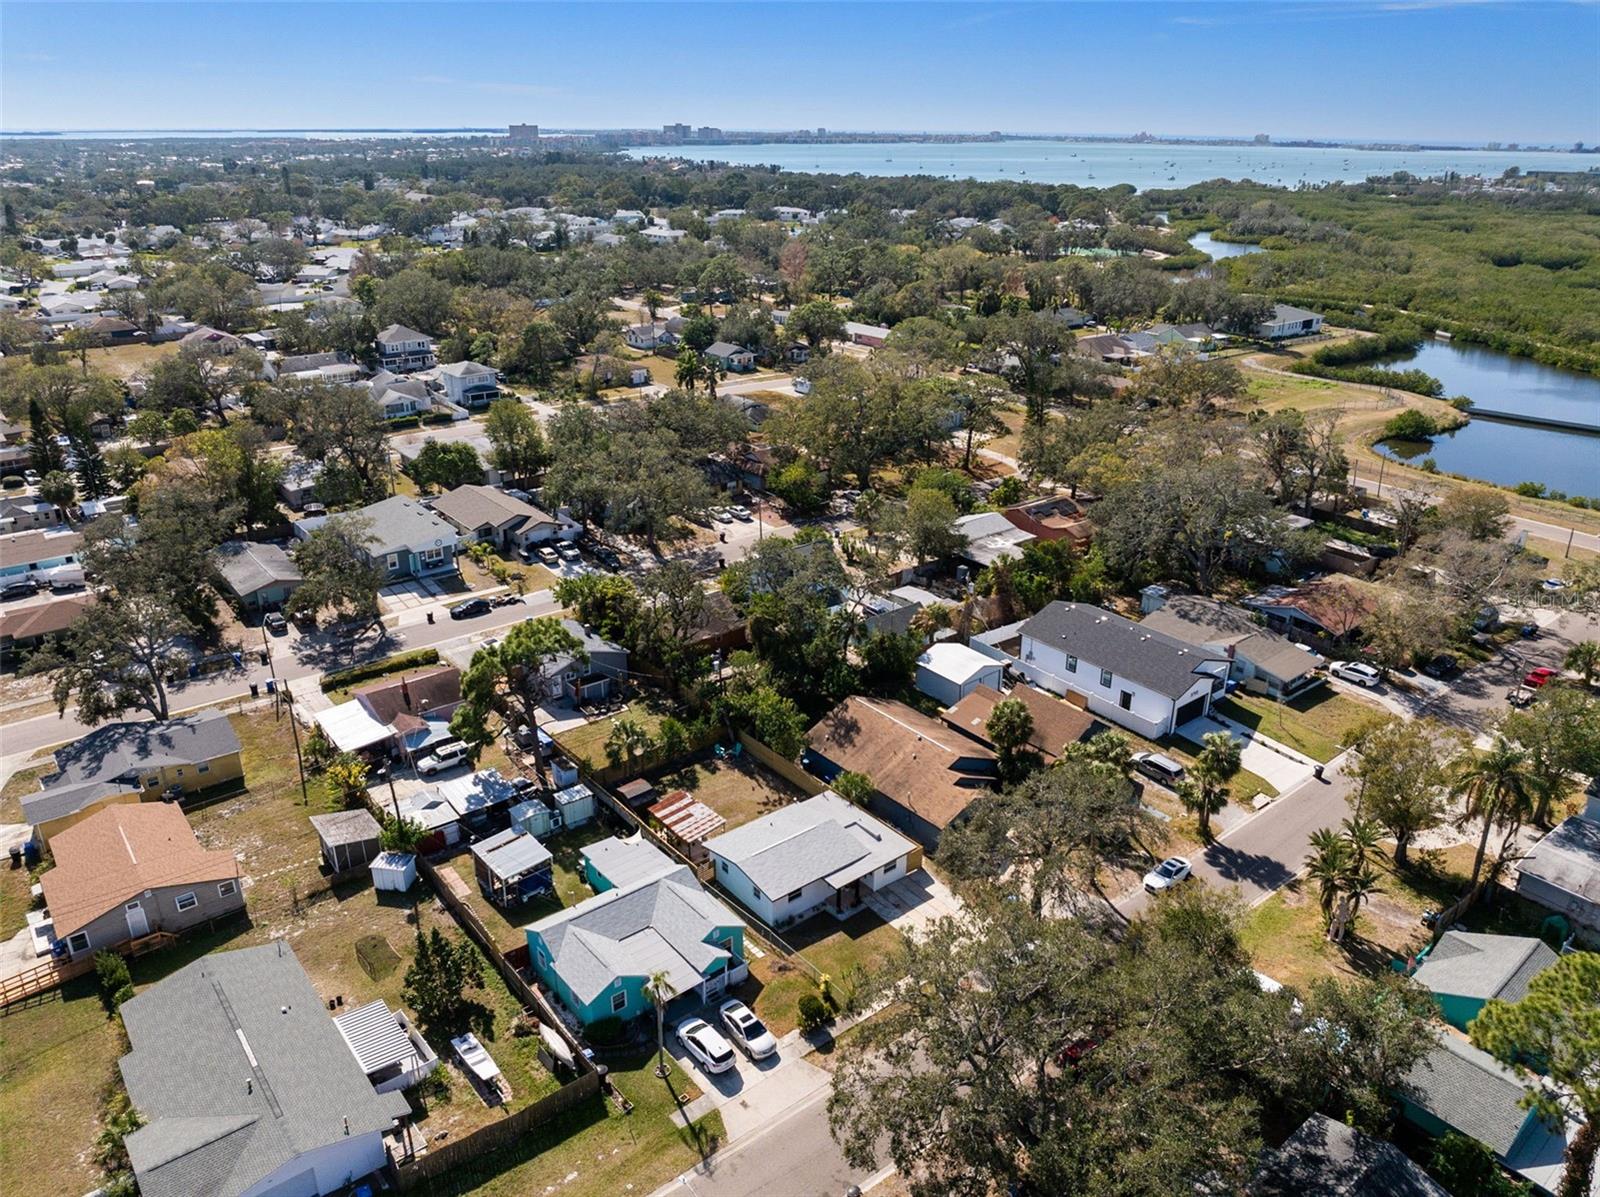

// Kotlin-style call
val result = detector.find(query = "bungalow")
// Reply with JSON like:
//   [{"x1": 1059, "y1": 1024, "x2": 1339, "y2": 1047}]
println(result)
[
  {"x1": 1255, "y1": 303, "x2": 1324, "y2": 340},
  {"x1": 526, "y1": 862, "x2": 747, "y2": 1025},
  {"x1": 1044, "y1": 306, "x2": 1090, "y2": 329},
  {"x1": 430, "y1": 484, "x2": 573, "y2": 551},
  {"x1": 0, "y1": 527, "x2": 82, "y2": 581},
  {"x1": 803, "y1": 695, "x2": 997, "y2": 850},
  {"x1": 40, "y1": 803, "x2": 244, "y2": 961},
  {"x1": 1242, "y1": 580, "x2": 1379, "y2": 643},
  {"x1": 23, "y1": 710, "x2": 244, "y2": 848},
  {"x1": 1515, "y1": 794, "x2": 1600, "y2": 943},
  {"x1": 1251, "y1": 1113, "x2": 1447, "y2": 1197},
  {"x1": 369, "y1": 371, "x2": 436, "y2": 420},
  {"x1": 273, "y1": 350, "x2": 361, "y2": 383},
  {"x1": 351, "y1": 495, "x2": 460, "y2": 580},
  {"x1": 1400, "y1": 1033, "x2": 1577, "y2": 1196},
  {"x1": 973, "y1": 602, "x2": 1229, "y2": 739},
  {"x1": 314, "y1": 665, "x2": 463, "y2": 761},
  {"x1": 915, "y1": 641, "x2": 1005, "y2": 707},
  {"x1": 213, "y1": 540, "x2": 302, "y2": 612},
  {"x1": 705, "y1": 790, "x2": 921, "y2": 928},
  {"x1": 0, "y1": 494, "x2": 68, "y2": 533},
  {"x1": 375, "y1": 323, "x2": 437, "y2": 373},
  {"x1": 843, "y1": 320, "x2": 890, "y2": 348},
  {"x1": 471, "y1": 828, "x2": 553, "y2": 906},
  {"x1": 84, "y1": 315, "x2": 143, "y2": 343},
  {"x1": 953, "y1": 510, "x2": 1035, "y2": 569},
  {"x1": 1409, "y1": 931, "x2": 1558, "y2": 1031},
  {"x1": 940, "y1": 683, "x2": 1099, "y2": 766},
  {"x1": 1138, "y1": 588, "x2": 1324, "y2": 700},
  {"x1": 438, "y1": 360, "x2": 500, "y2": 409},
  {"x1": 0, "y1": 591, "x2": 92, "y2": 663},
  {"x1": 178, "y1": 325, "x2": 244, "y2": 354},
  {"x1": 624, "y1": 321, "x2": 667, "y2": 350},
  {"x1": 119, "y1": 944, "x2": 411, "y2": 1197},
  {"x1": 704, "y1": 341, "x2": 756, "y2": 372}
]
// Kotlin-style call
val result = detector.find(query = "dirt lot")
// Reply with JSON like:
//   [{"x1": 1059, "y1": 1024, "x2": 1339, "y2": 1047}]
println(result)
[{"x1": 654, "y1": 754, "x2": 809, "y2": 832}]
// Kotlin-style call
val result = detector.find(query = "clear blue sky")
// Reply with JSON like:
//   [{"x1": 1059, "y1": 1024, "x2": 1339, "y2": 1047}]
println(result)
[{"x1": 3, "y1": 1, "x2": 1596, "y2": 144}]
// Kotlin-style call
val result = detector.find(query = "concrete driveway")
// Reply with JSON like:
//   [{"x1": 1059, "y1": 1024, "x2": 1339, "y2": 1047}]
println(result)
[
  {"x1": 865, "y1": 870, "x2": 963, "y2": 940},
  {"x1": 668, "y1": 1016, "x2": 831, "y2": 1141},
  {"x1": 1177, "y1": 713, "x2": 1317, "y2": 794}
]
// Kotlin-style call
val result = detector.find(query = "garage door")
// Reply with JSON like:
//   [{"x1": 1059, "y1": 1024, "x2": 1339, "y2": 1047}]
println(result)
[{"x1": 1174, "y1": 695, "x2": 1207, "y2": 727}]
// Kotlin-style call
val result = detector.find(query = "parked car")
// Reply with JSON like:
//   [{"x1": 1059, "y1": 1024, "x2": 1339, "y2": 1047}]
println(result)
[
  {"x1": 1421, "y1": 654, "x2": 1459, "y2": 680},
  {"x1": 1524, "y1": 667, "x2": 1559, "y2": 689},
  {"x1": 537, "y1": 545, "x2": 560, "y2": 567},
  {"x1": 1541, "y1": 578, "x2": 1568, "y2": 593},
  {"x1": 1143, "y1": 856, "x2": 1193, "y2": 895},
  {"x1": 728, "y1": 504, "x2": 752, "y2": 522},
  {"x1": 449, "y1": 597, "x2": 492, "y2": 620},
  {"x1": 1330, "y1": 661, "x2": 1381, "y2": 687},
  {"x1": 556, "y1": 541, "x2": 582, "y2": 563},
  {"x1": 677, "y1": 1017, "x2": 737, "y2": 1075},
  {"x1": 711, "y1": 507, "x2": 734, "y2": 524},
  {"x1": 0, "y1": 578, "x2": 40, "y2": 601},
  {"x1": 416, "y1": 742, "x2": 472, "y2": 776},
  {"x1": 1507, "y1": 686, "x2": 1537, "y2": 708},
  {"x1": 263, "y1": 612, "x2": 288, "y2": 634},
  {"x1": 718, "y1": 999, "x2": 777, "y2": 1061},
  {"x1": 490, "y1": 593, "x2": 522, "y2": 608},
  {"x1": 1131, "y1": 751, "x2": 1185, "y2": 788},
  {"x1": 591, "y1": 545, "x2": 623, "y2": 571}
]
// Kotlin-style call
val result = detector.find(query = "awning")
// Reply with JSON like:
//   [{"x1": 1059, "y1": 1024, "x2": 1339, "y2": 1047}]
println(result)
[{"x1": 314, "y1": 701, "x2": 392, "y2": 753}]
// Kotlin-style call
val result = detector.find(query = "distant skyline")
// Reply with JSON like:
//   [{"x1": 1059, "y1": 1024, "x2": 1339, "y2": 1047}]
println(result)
[{"x1": 3, "y1": 1, "x2": 1597, "y2": 145}]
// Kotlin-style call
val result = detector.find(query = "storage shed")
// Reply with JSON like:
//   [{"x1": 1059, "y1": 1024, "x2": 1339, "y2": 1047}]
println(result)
[
  {"x1": 510, "y1": 797, "x2": 561, "y2": 839},
  {"x1": 915, "y1": 642, "x2": 1006, "y2": 707},
  {"x1": 310, "y1": 808, "x2": 383, "y2": 875},
  {"x1": 648, "y1": 790, "x2": 726, "y2": 864},
  {"x1": 471, "y1": 828, "x2": 554, "y2": 907},
  {"x1": 616, "y1": 778, "x2": 657, "y2": 808},
  {"x1": 371, "y1": 851, "x2": 417, "y2": 892},
  {"x1": 553, "y1": 782, "x2": 597, "y2": 828}
]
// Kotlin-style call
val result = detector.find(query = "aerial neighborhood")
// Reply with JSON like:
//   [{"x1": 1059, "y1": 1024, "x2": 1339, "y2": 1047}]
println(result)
[{"x1": 1, "y1": 101, "x2": 1599, "y2": 1197}]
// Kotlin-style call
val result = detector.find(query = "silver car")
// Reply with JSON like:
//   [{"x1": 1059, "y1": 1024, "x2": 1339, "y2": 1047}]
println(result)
[{"x1": 718, "y1": 999, "x2": 777, "y2": 1060}]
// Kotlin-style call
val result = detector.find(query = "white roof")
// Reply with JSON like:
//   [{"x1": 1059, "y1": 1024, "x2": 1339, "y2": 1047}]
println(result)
[
  {"x1": 918, "y1": 642, "x2": 1001, "y2": 686},
  {"x1": 313, "y1": 700, "x2": 391, "y2": 753},
  {"x1": 332, "y1": 1000, "x2": 424, "y2": 1077},
  {"x1": 433, "y1": 768, "x2": 521, "y2": 818},
  {"x1": 704, "y1": 790, "x2": 916, "y2": 898}
]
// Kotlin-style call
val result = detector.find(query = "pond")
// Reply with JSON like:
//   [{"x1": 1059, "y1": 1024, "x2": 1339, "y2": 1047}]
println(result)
[
  {"x1": 1372, "y1": 339, "x2": 1600, "y2": 498},
  {"x1": 1187, "y1": 231, "x2": 1265, "y2": 260}
]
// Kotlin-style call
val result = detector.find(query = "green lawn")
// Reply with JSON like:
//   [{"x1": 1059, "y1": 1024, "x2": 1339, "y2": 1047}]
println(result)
[
  {"x1": 443, "y1": 821, "x2": 614, "y2": 954},
  {"x1": 1161, "y1": 735, "x2": 1280, "y2": 804},
  {"x1": 655, "y1": 756, "x2": 807, "y2": 831},
  {"x1": 553, "y1": 698, "x2": 675, "y2": 771},
  {"x1": 742, "y1": 909, "x2": 906, "y2": 1036},
  {"x1": 1217, "y1": 688, "x2": 1382, "y2": 763}
]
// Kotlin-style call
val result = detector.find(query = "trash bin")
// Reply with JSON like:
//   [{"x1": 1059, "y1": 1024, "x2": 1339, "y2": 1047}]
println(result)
[
  {"x1": 259, "y1": 649, "x2": 269, "y2": 665},
  {"x1": 8, "y1": 846, "x2": 20, "y2": 869},
  {"x1": 249, "y1": 682, "x2": 260, "y2": 698},
  {"x1": 426, "y1": 611, "x2": 435, "y2": 624},
  {"x1": 265, "y1": 678, "x2": 277, "y2": 695}
]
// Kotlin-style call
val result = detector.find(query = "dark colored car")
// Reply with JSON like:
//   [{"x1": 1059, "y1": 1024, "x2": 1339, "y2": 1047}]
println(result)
[
  {"x1": 263, "y1": 612, "x2": 289, "y2": 634},
  {"x1": 0, "y1": 578, "x2": 40, "y2": 601},
  {"x1": 591, "y1": 546, "x2": 623, "y2": 571},
  {"x1": 1421, "y1": 654, "x2": 1459, "y2": 680},
  {"x1": 449, "y1": 597, "x2": 492, "y2": 620}
]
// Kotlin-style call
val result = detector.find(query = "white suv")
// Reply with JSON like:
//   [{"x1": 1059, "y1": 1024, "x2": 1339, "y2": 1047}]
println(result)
[
  {"x1": 416, "y1": 742, "x2": 471, "y2": 776},
  {"x1": 677, "y1": 1017, "x2": 737, "y2": 1075},
  {"x1": 1330, "y1": 661, "x2": 1381, "y2": 688}
]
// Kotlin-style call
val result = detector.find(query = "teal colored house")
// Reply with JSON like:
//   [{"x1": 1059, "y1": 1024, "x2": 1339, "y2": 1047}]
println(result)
[
  {"x1": 526, "y1": 839, "x2": 747, "y2": 1026},
  {"x1": 1409, "y1": 931, "x2": 1558, "y2": 1031}
]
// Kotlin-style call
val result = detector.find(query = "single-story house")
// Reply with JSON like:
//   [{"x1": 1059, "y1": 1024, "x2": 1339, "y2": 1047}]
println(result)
[
  {"x1": 953, "y1": 510, "x2": 1035, "y2": 569},
  {"x1": 392, "y1": 787, "x2": 462, "y2": 852},
  {"x1": 309, "y1": 808, "x2": 383, "y2": 876},
  {"x1": 273, "y1": 351, "x2": 361, "y2": 384},
  {"x1": 85, "y1": 315, "x2": 144, "y2": 343},
  {"x1": 803, "y1": 696, "x2": 998, "y2": 851},
  {"x1": 438, "y1": 360, "x2": 500, "y2": 408},
  {"x1": 214, "y1": 540, "x2": 302, "y2": 612},
  {"x1": 1002, "y1": 494, "x2": 1094, "y2": 549},
  {"x1": 915, "y1": 641, "x2": 1006, "y2": 707},
  {"x1": 331, "y1": 999, "x2": 439, "y2": 1095},
  {"x1": 277, "y1": 457, "x2": 324, "y2": 509},
  {"x1": 0, "y1": 591, "x2": 92, "y2": 662},
  {"x1": 1242, "y1": 580, "x2": 1380, "y2": 643},
  {"x1": 624, "y1": 321, "x2": 667, "y2": 350},
  {"x1": 0, "y1": 527, "x2": 82, "y2": 581},
  {"x1": 1400, "y1": 1033, "x2": 1578, "y2": 1196},
  {"x1": 526, "y1": 862, "x2": 747, "y2": 1026},
  {"x1": 350, "y1": 495, "x2": 460, "y2": 580},
  {"x1": 179, "y1": 325, "x2": 245, "y2": 354},
  {"x1": 704, "y1": 341, "x2": 756, "y2": 372},
  {"x1": 40, "y1": 803, "x2": 244, "y2": 960},
  {"x1": 1138, "y1": 588, "x2": 1324, "y2": 700},
  {"x1": 119, "y1": 944, "x2": 412, "y2": 1197},
  {"x1": 369, "y1": 371, "x2": 437, "y2": 420},
  {"x1": 1044, "y1": 306, "x2": 1089, "y2": 329},
  {"x1": 1250, "y1": 1113, "x2": 1447, "y2": 1197},
  {"x1": 24, "y1": 710, "x2": 244, "y2": 847},
  {"x1": 940, "y1": 683, "x2": 1099, "y2": 766},
  {"x1": 705, "y1": 790, "x2": 921, "y2": 928},
  {"x1": 844, "y1": 321, "x2": 890, "y2": 348},
  {"x1": 471, "y1": 828, "x2": 553, "y2": 906},
  {"x1": 1256, "y1": 303, "x2": 1324, "y2": 340},
  {"x1": 1516, "y1": 797, "x2": 1600, "y2": 943},
  {"x1": 375, "y1": 323, "x2": 437, "y2": 373},
  {"x1": 430, "y1": 484, "x2": 573, "y2": 550},
  {"x1": 1409, "y1": 931, "x2": 1558, "y2": 1031},
  {"x1": 581, "y1": 833, "x2": 678, "y2": 894},
  {"x1": 432, "y1": 768, "x2": 523, "y2": 830},
  {"x1": 973, "y1": 602, "x2": 1229, "y2": 740}
]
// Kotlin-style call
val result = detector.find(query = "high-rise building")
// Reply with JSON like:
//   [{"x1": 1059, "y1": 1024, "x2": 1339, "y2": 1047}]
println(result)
[
  {"x1": 508, "y1": 124, "x2": 539, "y2": 142},
  {"x1": 663, "y1": 123, "x2": 690, "y2": 139},
  {"x1": 696, "y1": 126, "x2": 723, "y2": 141}
]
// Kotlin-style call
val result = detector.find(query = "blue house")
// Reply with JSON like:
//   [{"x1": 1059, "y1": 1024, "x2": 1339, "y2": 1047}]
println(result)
[
  {"x1": 1409, "y1": 931, "x2": 1558, "y2": 1032},
  {"x1": 526, "y1": 844, "x2": 747, "y2": 1026}
]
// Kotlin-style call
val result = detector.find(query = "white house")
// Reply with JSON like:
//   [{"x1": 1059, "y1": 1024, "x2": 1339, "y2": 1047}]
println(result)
[
  {"x1": 438, "y1": 360, "x2": 500, "y2": 409},
  {"x1": 624, "y1": 321, "x2": 666, "y2": 350},
  {"x1": 374, "y1": 324, "x2": 437, "y2": 373},
  {"x1": 704, "y1": 342, "x2": 756, "y2": 372},
  {"x1": 704, "y1": 790, "x2": 921, "y2": 927},
  {"x1": 973, "y1": 601, "x2": 1229, "y2": 739},
  {"x1": 1255, "y1": 303, "x2": 1324, "y2": 340},
  {"x1": 915, "y1": 642, "x2": 1005, "y2": 707}
]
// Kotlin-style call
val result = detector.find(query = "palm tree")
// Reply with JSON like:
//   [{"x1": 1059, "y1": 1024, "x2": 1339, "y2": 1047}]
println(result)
[
  {"x1": 1305, "y1": 828, "x2": 1352, "y2": 930},
  {"x1": 1565, "y1": 640, "x2": 1600, "y2": 688},
  {"x1": 1451, "y1": 737, "x2": 1536, "y2": 896},
  {"x1": 1341, "y1": 815, "x2": 1384, "y2": 872},
  {"x1": 1179, "y1": 731, "x2": 1241, "y2": 839},
  {"x1": 643, "y1": 969, "x2": 678, "y2": 1079}
]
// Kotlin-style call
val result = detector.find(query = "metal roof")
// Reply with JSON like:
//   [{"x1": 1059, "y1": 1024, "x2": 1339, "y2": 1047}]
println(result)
[
  {"x1": 332, "y1": 999, "x2": 423, "y2": 1077},
  {"x1": 471, "y1": 828, "x2": 552, "y2": 881}
]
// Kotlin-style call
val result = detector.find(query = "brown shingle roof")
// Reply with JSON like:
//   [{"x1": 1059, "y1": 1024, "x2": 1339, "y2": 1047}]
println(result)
[
  {"x1": 0, "y1": 593, "x2": 92, "y2": 642},
  {"x1": 41, "y1": 803, "x2": 239, "y2": 938},
  {"x1": 355, "y1": 666, "x2": 461, "y2": 726},
  {"x1": 940, "y1": 684, "x2": 1097, "y2": 765},
  {"x1": 806, "y1": 696, "x2": 995, "y2": 832}
]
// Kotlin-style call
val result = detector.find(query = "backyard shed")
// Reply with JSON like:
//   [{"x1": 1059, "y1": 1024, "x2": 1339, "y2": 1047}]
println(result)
[
  {"x1": 616, "y1": 778, "x2": 657, "y2": 808},
  {"x1": 510, "y1": 797, "x2": 561, "y2": 838},
  {"x1": 309, "y1": 808, "x2": 382, "y2": 875},
  {"x1": 649, "y1": 790, "x2": 726, "y2": 864},
  {"x1": 554, "y1": 782, "x2": 597, "y2": 828},
  {"x1": 371, "y1": 851, "x2": 417, "y2": 892},
  {"x1": 915, "y1": 642, "x2": 1006, "y2": 707},
  {"x1": 471, "y1": 828, "x2": 554, "y2": 907},
  {"x1": 332, "y1": 999, "x2": 438, "y2": 1094}
]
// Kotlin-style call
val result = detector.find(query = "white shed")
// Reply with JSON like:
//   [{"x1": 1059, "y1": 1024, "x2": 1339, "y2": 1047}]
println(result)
[
  {"x1": 554, "y1": 782, "x2": 597, "y2": 828},
  {"x1": 915, "y1": 642, "x2": 1006, "y2": 707},
  {"x1": 371, "y1": 851, "x2": 417, "y2": 892},
  {"x1": 510, "y1": 798, "x2": 561, "y2": 838}
]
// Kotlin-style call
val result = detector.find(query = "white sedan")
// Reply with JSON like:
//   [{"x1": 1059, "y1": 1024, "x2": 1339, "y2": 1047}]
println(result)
[
  {"x1": 1143, "y1": 856, "x2": 1192, "y2": 895},
  {"x1": 677, "y1": 1017, "x2": 737, "y2": 1075},
  {"x1": 718, "y1": 999, "x2": 778, "y2": 1061},
  {"x1": 727, "y1": 504, "x2": 753, "y2": 522}
]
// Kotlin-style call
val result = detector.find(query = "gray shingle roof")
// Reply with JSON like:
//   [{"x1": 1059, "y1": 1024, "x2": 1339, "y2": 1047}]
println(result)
[
  {"x1": 214, "y1": 540, "x2": 302, "y2": 598},
  {"x1": 1252, "y1": 1114, "x2": 1447, "y2": 1196},
  {"x1": 438, "y1": 360, "x2": 495, "y2": 377},
  {"x1": 431, "y1": 485, "x2": 549, "y2": 534},
  {"x1": 353, "y1": 496, "x2": 458, "y2": 557},
  {"x1": 1021, "y1": 602, "x2": 1228, "y2": 699},
  {"x1": 1139, "y1": 596, "x2": 1321, "y2": 683},
  {"x1": 528, "y1": 866, "x2": 743, "y2": 1005},
  {"x1": 705, "y1": 791, "x2": 914, "y2": 898},
  {"x1": 119, "y1": 943, "x2": 410, "y2": 1197},
  {"x1": 376, "y1": 323, "x2": 431, "y2": 345},
  {"x1": 1519, "y1": 815, "x2": 1600, "y2": 908},
  {"x1": 1412, "y1": 932, "x2": 1558, "y2": 1005},
  {"x1": 24, "y1": 710, "x2": 241, "y2": 826},
  {"x1": 1401, "y1": 1034, "x2": 1532, "y2": 1157},
  {"x1": 705, "y1": 341, "x2": 748, "y2": 357}
]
